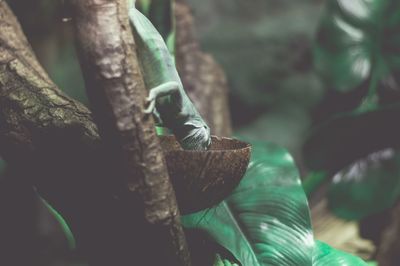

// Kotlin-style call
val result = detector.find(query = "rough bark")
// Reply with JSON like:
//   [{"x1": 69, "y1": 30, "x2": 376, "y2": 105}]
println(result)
[
  {"x1": 67, "y1": 0, "x2": 190, "y2": 265},
  {"x1": 0, "y1": 0, "x2": 99, "y2": 164},
  {"x1": 377, "y1": 201, "x2": 400, "y2": 266},
  {"x1": 175, "y1": 0, "x2": 232, "y2": 137}
]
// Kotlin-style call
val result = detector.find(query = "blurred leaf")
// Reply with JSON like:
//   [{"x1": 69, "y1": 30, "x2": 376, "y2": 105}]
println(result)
[
  {"x1": 313, "y1": 241, "x2": 367, "y2": 266},
  {"x1": 302, "y1": 171, "x2": 328, "y2": 197},
  {"x1": 315, "y1": 0, "x2": 400, "y2": 96},
  {"x1": 213, "y1": 254, "x2": 239, "y2": 266},
  {"x1": 183, "y1": 141, "x2": 366, "y2": 265},
  {"x1": 137, "y1": 0, "x2": 151, "y2": 15},
  {"x1": 40, "y1": 197, "x2": 76, "y2": 250},
  {"x1": 328, "y1": 149, "x2": 400, "y2": 220},
  {"x1": 305, "y1": 0, "x2": 400, "y2": 175},
  {"x1": 136, "y1": 0, "x2": 175, "y2": 51}
]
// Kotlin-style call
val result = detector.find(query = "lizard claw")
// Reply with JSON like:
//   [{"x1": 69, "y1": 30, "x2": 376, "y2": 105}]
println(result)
[
  {"x1": 144, "y1": 82, "x2": 179, "y2": 114},
  {"x1": 144, "y1": 99, "x2": 156, "y2": 114},
  {"x1": 144, "y1": 91, "x2": 156, "y2": 114}
]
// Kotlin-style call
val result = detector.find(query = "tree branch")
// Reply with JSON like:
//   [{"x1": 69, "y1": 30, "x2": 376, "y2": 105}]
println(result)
[
  {"x1": 0, "y1": 1, "x2": 99, "y2": 165},
  {"x1": 175, "y1": 0, "x2": 232, "y2": 137},
  {"x1": 67, "y1": 0, "x2": 190, "y2": 265}
]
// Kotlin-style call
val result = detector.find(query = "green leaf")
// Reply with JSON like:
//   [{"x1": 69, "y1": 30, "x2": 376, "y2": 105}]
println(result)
[
  {"x1": 328, "y1": 149, "x2": 400, "y2": 220},
  {"x1": 313, "y1": 241, "x2": 367, "y2": 266},
  {"x1": 213, "y1": 254, "x2": 239, "y2": 266},
  {"x1": 183, "y1": 142, "x2": 313, "y2": 265},
  {"x1": 183, "y1": 141, "x2": 366, "y2": 265},
  {"x1": 40, "y1": 197, "x2": 76, "y2": 250},
  {"x1": 305, "y1": 0, "x2": 400, "y2": 175},
  {"x1": 314, "y1": 0, "x2": 400, "y2": 95}
]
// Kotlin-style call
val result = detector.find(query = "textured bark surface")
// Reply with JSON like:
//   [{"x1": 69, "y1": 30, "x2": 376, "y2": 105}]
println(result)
[
  {"x1": 175, "y1": 0, "x2": 232, "y2": 137},
  {"x1": 68, "y1": 0, "x2": 190, "y2": 265},
  {"x1": 377, "y1": 201, "x2": 400, "y2": 266},
  {"x1": 0, "y1": 0, "x2": 99, "y2": 164}
]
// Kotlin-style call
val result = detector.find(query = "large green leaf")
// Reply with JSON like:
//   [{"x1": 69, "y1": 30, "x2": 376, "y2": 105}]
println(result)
[
  {"x1": 183, "y1": 141, "x2": 366, "y2": 265},
  {"x1": 305, "y1": 0, "x2": 400, "y2": 175},
  {"x1": 328, "y1": 149, "x2": 400, "y2": 220},
  {"x1": 315, "y1": 0, "x2": 400, "y2": 95}
]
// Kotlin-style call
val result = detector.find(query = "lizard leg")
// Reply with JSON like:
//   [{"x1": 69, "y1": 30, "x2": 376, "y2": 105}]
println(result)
[{"x1": 144, "y1": 81, "x2": 180, "y2": 114}]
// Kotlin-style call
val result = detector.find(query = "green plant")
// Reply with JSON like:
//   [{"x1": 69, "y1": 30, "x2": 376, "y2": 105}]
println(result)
[
  {"x1": 303, "y1": 0, "x2": 400, "y2": 207},
  {"x1": 182, "y1": 140, "x2": 367, "y2": 265},
  {"x1": 328, "y1": 149, "x2": 400, "y2": 220}
]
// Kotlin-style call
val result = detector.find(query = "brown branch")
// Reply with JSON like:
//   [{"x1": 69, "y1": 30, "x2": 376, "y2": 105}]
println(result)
[
  {"x1": 67, "y1": 0, "x2": 190, "y2": 265},
  {"x1": 175, "y1": 0, "x2": 232, "y2": 137},
  {"x1": 0, "y1": 1, "x2": 99, "y2": 165}
]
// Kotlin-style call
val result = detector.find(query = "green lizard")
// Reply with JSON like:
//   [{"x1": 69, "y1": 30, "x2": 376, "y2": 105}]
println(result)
[{"x1": 128, "y1": 0, "x2": 211, "y2": 150}]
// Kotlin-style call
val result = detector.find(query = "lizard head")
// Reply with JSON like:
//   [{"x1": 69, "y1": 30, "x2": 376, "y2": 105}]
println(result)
[{"x1": 176, "y1": 119, "x2": 211, "y2": 151}]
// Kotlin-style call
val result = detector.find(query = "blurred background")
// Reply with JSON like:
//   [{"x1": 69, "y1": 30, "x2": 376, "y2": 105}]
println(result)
[
  {"x1": 7, "y1": 0, "x2": 326, "y2": 170},
  {"x1": 4, "y1": 0, "x2": 400, "y2": 265}
]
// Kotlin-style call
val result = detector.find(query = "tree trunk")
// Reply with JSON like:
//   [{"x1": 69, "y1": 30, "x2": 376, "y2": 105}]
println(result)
[{"x1": 67, "y1": 0, "x2": 190, "y2": 265}]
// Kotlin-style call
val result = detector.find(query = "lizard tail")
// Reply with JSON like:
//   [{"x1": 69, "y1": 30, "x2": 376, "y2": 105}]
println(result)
[{"x1": 128, "y1": 0, "x2": 136, "y2": 9}]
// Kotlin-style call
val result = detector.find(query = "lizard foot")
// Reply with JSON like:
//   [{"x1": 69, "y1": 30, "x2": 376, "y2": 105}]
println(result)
[{"x1": 144, "y1": 81, "x2": 180, "y2": 114}]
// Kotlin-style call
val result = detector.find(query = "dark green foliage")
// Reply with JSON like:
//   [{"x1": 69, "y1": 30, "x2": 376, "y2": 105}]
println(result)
[
  {"x1": 328, "y1": 149, "x2": 400, "y2": 220},
  {"x1": 314, "y1": 0, "x2": 400, "y2": 97},
  {"x1": 183, "y1": 140, "x2": 366, "y2": 265},
  {"x1": 304, "y1": 0, "x2": 400, "y2": 195},
  {"x1": 300, "y1": 5, "x2": 400, "y2": 252}
]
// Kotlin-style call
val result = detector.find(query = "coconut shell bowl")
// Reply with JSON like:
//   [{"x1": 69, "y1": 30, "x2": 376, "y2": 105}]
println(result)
[{"x1": 159, "y1": 135, "x2": 251, "y2": 214}]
